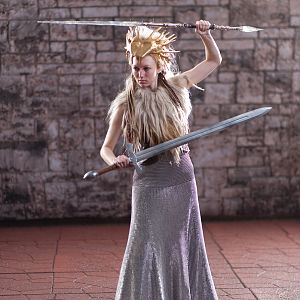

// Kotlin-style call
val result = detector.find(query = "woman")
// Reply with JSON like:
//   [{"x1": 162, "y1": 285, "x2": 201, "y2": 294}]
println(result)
[{"x1": 101, "y1": 20, "x2": 222, "y2": 300}]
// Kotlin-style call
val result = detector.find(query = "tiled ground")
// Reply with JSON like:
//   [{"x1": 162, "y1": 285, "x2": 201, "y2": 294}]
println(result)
[{"x1": 0, "y1": 220, "x2": 299, "y2": 299}]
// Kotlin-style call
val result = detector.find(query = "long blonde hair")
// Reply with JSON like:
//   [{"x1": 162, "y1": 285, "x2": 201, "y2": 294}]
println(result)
[{"x1": 108, "y1": 27, "x2": 191, "y2": 163}]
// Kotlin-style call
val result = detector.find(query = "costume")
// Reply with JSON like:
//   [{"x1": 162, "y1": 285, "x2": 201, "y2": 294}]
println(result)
[{"x1": 114, "y1": 77, "x2": 218, "y2": 300}]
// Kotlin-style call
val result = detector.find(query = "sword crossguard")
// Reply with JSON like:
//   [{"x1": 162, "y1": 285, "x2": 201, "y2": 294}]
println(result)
[{"x1": 126, "y1": 143, "x2": 143, "y2": 174}]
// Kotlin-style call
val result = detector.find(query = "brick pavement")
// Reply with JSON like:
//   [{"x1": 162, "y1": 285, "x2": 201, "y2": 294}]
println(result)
[{"x1": 0, "y1": 220, "x2": 299, "y2": 300}]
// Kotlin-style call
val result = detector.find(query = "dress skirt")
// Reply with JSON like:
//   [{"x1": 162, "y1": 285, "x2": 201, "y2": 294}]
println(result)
[{"x1": 115, "y1": 153, "x2": 218, "y2": 300}]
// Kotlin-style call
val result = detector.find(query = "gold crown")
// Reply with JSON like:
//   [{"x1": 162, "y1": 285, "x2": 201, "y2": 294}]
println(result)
[{"x1": 125, "y1": 26, "x2": 178, "y2": 65}]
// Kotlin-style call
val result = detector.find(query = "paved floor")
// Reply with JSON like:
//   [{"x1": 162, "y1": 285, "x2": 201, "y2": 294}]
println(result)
[{"x1": 0, "y1": 219, "x2": 299, "y2": 300}]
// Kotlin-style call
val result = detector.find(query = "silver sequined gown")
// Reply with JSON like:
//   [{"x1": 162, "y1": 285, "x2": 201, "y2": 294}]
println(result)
[{"x1": 115, "y1": 152, "x2": 218, "y2": 300}]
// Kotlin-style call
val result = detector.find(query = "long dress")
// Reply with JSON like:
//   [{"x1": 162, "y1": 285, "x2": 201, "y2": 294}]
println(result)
[
  {"x1": 115, "y1": 152, "x2": 218, "y2": 300},
  {"x1": 114, "y1": 75, "x2": 218, "y2": 300}
]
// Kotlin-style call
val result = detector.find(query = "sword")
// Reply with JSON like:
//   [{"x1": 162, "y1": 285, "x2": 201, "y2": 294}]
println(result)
[
  {"x1": 37, "y1": 20, "x2": 263, "y2": 33},
  {"x1": 83, "y1": 107, "x2": 271, "y2": 179}
]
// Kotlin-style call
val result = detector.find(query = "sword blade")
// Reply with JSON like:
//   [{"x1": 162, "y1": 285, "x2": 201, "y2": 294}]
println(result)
[
  {"x1": 134, "y1": 107, "x2": 271, "y2": 162},
  {"x1": 83, "y1": 106, "x2": 271, "y2": 179}
]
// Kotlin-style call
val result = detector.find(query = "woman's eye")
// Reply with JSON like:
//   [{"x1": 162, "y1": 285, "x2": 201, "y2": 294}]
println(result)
[
  {"x1": 144, "y1": 67, "x2": 150, "y2": 71},
  {"x1": 133, "y1": 67, "x2": 139, "y2": 71}
]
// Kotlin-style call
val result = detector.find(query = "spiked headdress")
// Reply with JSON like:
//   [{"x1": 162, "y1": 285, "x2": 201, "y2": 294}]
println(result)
[{"x1": 125, "y1": 26, "x2": 178, "y2": 67}]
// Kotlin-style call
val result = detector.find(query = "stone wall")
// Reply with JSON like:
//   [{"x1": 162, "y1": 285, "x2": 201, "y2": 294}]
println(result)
[{"x1": 0, "y1": 0, "x2": 299, "y2": 220}]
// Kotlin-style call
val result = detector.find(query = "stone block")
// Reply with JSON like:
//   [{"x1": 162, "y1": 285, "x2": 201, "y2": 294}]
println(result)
[
  {"x1": 265, "y1": 71, "x2": 292, "y2": 94},
  {"x1": 58, "y1": 0, "x2": 132, "y2": 6},
  {"x1": 80, "y1": 85, "x2": 94, "y2": 108},
  {"x1": 191, "y1": 135, "x2": 237, "y2": 168},
  {"x1": 0, "y1": 0, "x2": 9, "y2": 20},
  {"x1": 265, "y1": 115, "x2": 290, "y2": 130},
  {"x1": 204, "y1": 7, "x2": 229, "y2": 27},
  {"x1": 251, "y1": 177, "x2": 289, "y2": 198},
  {"x1": 46, "y1": 120, "x2": 59, "y2": 150},
  {"x1": 0, "y1": 149, "x2": 14, "y2": 171},
  {"x1": 96, "y1": 52, "x2": 126, "y2": 63},
  {"x1": 119, "y1": 6, "x2": 173, "y2": 17},
  {"x1": 50, "y1": 42, "x2": 65, "y2": 52},
  {"x1": 13, "y1": 148, "x2": 48, "y2": 172},
  {"x1": 231, "y1": 0, "x2": 289, "y2": 28},
  {"x1": 199, "y1": 199, "x2": 221, "y2": 217},
  {"x1": 237, "y1": 72, "x2": 264, "y2": 104},
  {"x1": 77, "y1": 26, "x2": 113, "y2": 41},
  {"x1": 228, "y1": 167, "x2": 271, "y2": 186},
  {"x1": 237, "y1": 136, "x2": 263, "y2": 147},
  {"x1": 0, "y1": 21, "x2": 8, "y2": 53},
  {"x1": 177, "y1": 50, "x2": 205, "y2": 71},
  {"x1": 9, "y1": 21, "x2": 49, "y2": 53},
  {"x1": 95, "y1": 74, "x2": 126, "y2": 106},
  {"x1": 204, "y1": 168, "x2": 227, "y2": 200},
  {"x1": 291, "y1": 16, "x2": 300, "y2": 26},
  {"x1": 195, "y1": 0, "x2": 219, "y2": 5},
  {"x1": 83, "y1": 6, "x2": 118, "y2": 18},
  {"x1": 223, "y1": 198, "x2": 244, "y2": 216},
  {"x1": 9, "y1": 0, "x2": 38, "y2": 20},
  {"x1": 45, "y1": 181, "x2": 77, "y2": 217},
  {"x1": 70, "y1": 8, "x2": 82, "y2": 18},
  {"x1": 293, "y1": 72, "x2": 300, "y2": 102},
  {"x1": 269, "y1": 148, "x2": 292, "y2": 177},
  {"x1": 221, "y1": 187, "x2": 250, "y2": 198},
  {"x1": 66, "y1": 41, "x2": 96, "y2": 63},
  {"x1": 296, "y1": 29, "x2": 300, "y2": 61},
  {"x1": 204, "y1": 83, "x2": 235, "y2": 104},
  {"x1": 254, "y1": 40, "x2": 276, "y2": 71},
  {"x1": 218, "y1": 40, "x2": 255, "y2": 50},
  {"x1": 264, "y1": 129, "x2": 289, "y2": 148},
  {"x1": 237, "y1": 147, "x2": 268, "y2": 167},
  {"x1": 50, "y1": 24, "x2": 77, "y2": 41},
  {"x1": 27, "y1": 75, "x2": 58, "y2": 97},
  {"x1": 223, "y1": 31, "x2": 258, "y2": 40},
  {"x1": 218, "y1": 72, "x2": 236, "y2": 83},
  {"x1": 13, "y1": 117, "x2": 35, "y2": 141},
  {"x1": 158, "y1": 0, "x2": 195, "y2": 4},
  {"x1": 0, "y1": 75, "x2": 26, "y2": 103},
  {"x1": 290, "y1": 0, "x2": 300, "y2": 15},
  {"x1": 192, "y1": 104, "x2": 219, "y2": 126},
  {"x1": 2, "y1": 54, "x2": 35, "y2": 75},
  {"x1": 259, "y1": 28, "x2": 295, "y2": 39},
  {"x1": 97, "y1": 41, "x2": 114, "y2": 52},
  {"x1": 221, "y1": 50, "x2": 254, "y2": 72},
  {"x1": 174, "y1": 7, "x2": 203, "y2": 40},
  {"x1": 175, "y1": 39, "x2": 206, "y2": 51},
  {"x1": 58, "y1": 118, "x2": 95, "y2": 151},
  {"x1": 68, "y1": 150, "x2": 85, "y2": 176},
  {"x1": 49, "y1": 151, "x2": 68, "y2": 172},
  {"x1": 39, "y1": 8, "x2": 70, "y2": 19},
  {"x1": 277, "y1": 39, "x2": 295, "y2": 70},
  {"x1": 38, "y1": 0, "x2": 57, "y2": 8}
]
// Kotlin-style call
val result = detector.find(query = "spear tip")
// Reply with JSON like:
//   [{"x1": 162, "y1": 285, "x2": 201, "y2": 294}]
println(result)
[{"x1": 240, "y1": 25, "x2": 264, "y2": 33}]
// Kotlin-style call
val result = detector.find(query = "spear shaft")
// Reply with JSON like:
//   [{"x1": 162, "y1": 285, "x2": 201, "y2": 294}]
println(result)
[{"x1": 37, "y1": 20, "x2": 263, "y2": 33}]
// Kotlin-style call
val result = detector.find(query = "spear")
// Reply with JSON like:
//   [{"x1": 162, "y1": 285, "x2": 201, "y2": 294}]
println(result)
[{"x1": 37, "y1": 20, "x2": 263, "y2": 33}]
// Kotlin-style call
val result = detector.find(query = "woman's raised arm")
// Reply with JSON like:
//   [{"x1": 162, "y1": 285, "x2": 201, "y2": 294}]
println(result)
[{"x1": 181, "y1": 20, "x2": 222, "y2": 87}]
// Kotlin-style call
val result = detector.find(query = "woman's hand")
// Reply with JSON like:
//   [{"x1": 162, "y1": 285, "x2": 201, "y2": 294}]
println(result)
[
  {"x1": 113, "y1": 154, "x2": 131, "y2": 168},
  {"x1": 195, "y1": 20, "x2": 211, "y2": 36}
]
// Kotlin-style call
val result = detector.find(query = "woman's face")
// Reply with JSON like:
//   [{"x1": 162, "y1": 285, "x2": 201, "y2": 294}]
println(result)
[{"x1": 131, "y1": 55, "x2": 162, "y2": 90}]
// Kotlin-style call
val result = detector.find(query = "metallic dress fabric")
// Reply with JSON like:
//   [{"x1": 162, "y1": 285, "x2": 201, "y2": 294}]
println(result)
[{"x1": 115, "y1": 153, "x2": 218, "y2": 300}]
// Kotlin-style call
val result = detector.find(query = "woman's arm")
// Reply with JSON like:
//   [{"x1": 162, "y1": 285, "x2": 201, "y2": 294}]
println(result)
[
  {"x1": 181, "y1": 20, "x2": 222, "y2": 87},
  {"x1": 100, "y1": 106, "x2": 130, "y2": 168}
]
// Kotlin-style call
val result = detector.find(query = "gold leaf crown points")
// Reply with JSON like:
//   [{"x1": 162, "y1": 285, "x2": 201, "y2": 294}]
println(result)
[{"x1": 125, "y1": 26, "x2": 178, "y2": 64}]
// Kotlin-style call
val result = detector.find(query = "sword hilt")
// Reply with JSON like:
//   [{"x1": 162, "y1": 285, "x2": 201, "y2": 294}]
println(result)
[{"x1": 126, "y1": 143, "x2": 143, "y2": 174}]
